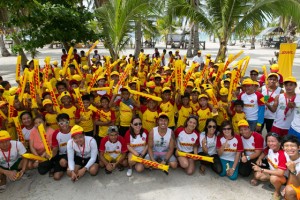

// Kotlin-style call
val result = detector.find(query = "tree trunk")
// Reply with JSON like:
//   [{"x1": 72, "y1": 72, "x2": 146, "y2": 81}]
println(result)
[
  {"x1": 250, "y1": 26, "x2": 255, "y2": 49},
  {"x1": 12, "y1": 36, "x2": 28, "y2": 65},
  {"x1": 134, "y1": 20, "x2": 142, "y2": 59},
  {"x1": 216, "y1": 40, "x2": 227, "y2": 62},
  {"x1": 186, "y1": 24, "x2": 194, "y2": 58},
  {"x1": 62, "y1": 42, "x2": 71, "y2": 52},
  {"x1": 0, "y1": 34, "x2": 11, "y2": 57},
  {"x1": 193, "y1": 23, "x2": 199, "y2": 56}
]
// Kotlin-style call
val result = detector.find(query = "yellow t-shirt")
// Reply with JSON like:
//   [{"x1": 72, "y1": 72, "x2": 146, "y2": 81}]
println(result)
[
  {"x1": 160, "y1": 101, "x2": 175, "y2": 127},
  {"x1": 142, "y1": 109, "x2": 158, "y2": 132},
  {"x1": 197, "y1": 107, "x2": 212, "y2": 132},
  {"x1": 45, "y1": 112, "x2": 59, "y2": 130},
  {"x1": 98, "y1": 109, "x2": 114, "y2": 137},
  {"x1": 77, "y1": 109, "x2": 94, "y2": 132},
  {"x1": 216, "y1": 101, "x2": 229, "y2": 126},
  {"x1": 232, "y1": 111, "x2": 246, "y2": 134},
  {"x1": 60, "y1": 106, "x2": 77, "y2": 126},
  {"x1": 190, "y1": 101, "x2": 200, "y2": 115},
  {"x1": 81, "y1": 56, "x2": 88, "y2": 66},
  {"x1": 177, "y1": 105, "x2": 193, "y2": 127},
  {"x1": 118, "y1": 101, "x2": 133, "y2": 127}
]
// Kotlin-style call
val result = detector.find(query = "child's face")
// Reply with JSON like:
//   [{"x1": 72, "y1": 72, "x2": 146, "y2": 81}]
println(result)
[
  {"x1": 182, "y1": 97, "x2": 189, "y2": 106},
  {"x1": 121, "y1": 90, "x2": 130, "y2": 100},
  {"x1": 83, "y1": 100, "x2": 90, "y2": 109},
  {"x1": 154, "y1": 78, "x2": 161, "y2": 85},
  {"x1": 191, "y1": 92, "x2": 198, "y2": 101},
  {"x1": 185, "y1": 86, "x2": 193, "y2": 94},
  {"x1": 147, "y1": 99, "x2": 157, "y2": 110},
  {"x1": 220, "y1": 95, "x2": 228, "y2": 102},
  {"x1": 97, "y1": 79, "x2": 106, "y2": 87},
  {"x1": 111, "y1": 75, "x2": 119, "y2": 83},
  {"x1": 44, "y1": 104, "x2": 54, "y2": 112},
  {"x1": 162, "y1": 92, "x2": 171, "y2": 101},
  {"x1": 101, "y1": 99, "x2": 109, "y2": 108},
  {"x1": 57, "y1": 85, "x2": 66, "y2": 94},
  {"x1": 224, "y1": 82, "x2": 230, "y2": 88},
  {"x1": 61, "y1": 96, "x2": 71, "y2": 106},
  {"x1": 234, "y1": 105, "x2": 243, "y2": 112},
  {"x1": 199, "y1": 98, "x2": 208, "y2": 107}
]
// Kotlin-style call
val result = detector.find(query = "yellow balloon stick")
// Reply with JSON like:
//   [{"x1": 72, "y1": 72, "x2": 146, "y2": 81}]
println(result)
[
  {"x1": 183, "y1": 62, "x2": 197, "y2": 88},
  {"x1": 16, "y1": 55, "x2": 21, "y2": 82},
  {"x1": 0, "y1": 110, "x2": 7, "y2": 120},
  {"x1": 44, "y1": 82, "x2": 61, "y2": 113},
  {"x1": 33, "y1": 59, "x2": 41, "y2": 97},
  {"x1": 262, "y1": 65, "x2": 268, "y2": 85},
  {"x1": 177, "y1": 151, "x2": 214, "y2": 163},
  {"x1": 12, "y1": 117, "x2": 25, "y2": 143},
  {"x1": 228, "y1": 70, "x2": 237, "y2": 102},
  {"x1": 128, "y1": 89, "x2": 162, "y2": 102},
  {"x1": 131, "y1": 154, "x2": 169, "y2": 173},
  {"x1": 7, "y1": 96, "x2": 14, "y2": 123},
  {"x1": 38, "y1": 124, "x2": 52, "y2": 159},
  {"x1": 18, "y1": 68, "x2": 28, "y2": 102},
  {"x1": 113, "y1": 64, "x2": 133, "y2": 95},
  {"x1": 90, "y1": 87, "x2": 111, "y2": 92},
  {"x1": 22, "y1": 153, "x2": 47, "y2": 162},
  {"x1": 73, "y1": 59, "x2": 83, "y2": 77},
  {"x1": 87, "y1": 68, "x2": 104, "y2": 93},
  {"x1": 62, "y1": 47, "x2": 74, "y2": 76},
  {"x1": 74, "y1": 88, "x2": 85, "y2": 113},
  {"x1": 213, "y1": 63, "x2": 225, "y2": 88},
  {"x1": 44, "y1": 57, "x2": 51, "y2": 82},
  {"x1": 85, "y1": 40, "x2": 99, "y2": 57},
  {"x1": 28, "y1": 71, "x2": 38, "y2": 109}
]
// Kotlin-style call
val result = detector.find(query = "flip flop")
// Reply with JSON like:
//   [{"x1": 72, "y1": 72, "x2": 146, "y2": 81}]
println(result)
[
  {"x1": 0, "y1": 185, "x2": 6, "y2": 193},
  {"x1": 199, "y1": 165, "x2": 206, "y2": 175},
  {"x1": 250, "y1": 179, "x2": 259, "y2": 186}
]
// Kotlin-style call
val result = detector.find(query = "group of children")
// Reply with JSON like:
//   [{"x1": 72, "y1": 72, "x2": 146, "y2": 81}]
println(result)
[{"x1": 0, "y1": 48, "x2": 299, "y2": 200}]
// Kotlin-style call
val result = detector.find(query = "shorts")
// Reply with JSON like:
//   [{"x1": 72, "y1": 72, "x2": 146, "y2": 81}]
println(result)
[
  {"x1": 271, "y1": 126, "x2": 289, "y2": 137},
  {"x1": 84, "y1": 130, "x2": 94, "y2": 137},
  {"x1": 290, "y1": 184, "x2": 300, "y2": 199},
  {"x1": 0, "y1": 158, "x2": 21, "y2": 171},
  {"x1": 103, "y1": 153, "x2": 122, "y2": 163},
  {"x1": 53, "y1": 154, "x2": 68, "y2": 173},
  {"x1": 74, "y1": 155, "x2": 98, "y2": 167},
  {"x1": 289, "y1": 127, "x2": 300, "y2": 142},
  {"x1": 144, "y1": 152, "x2": 177, "y2": 163}
]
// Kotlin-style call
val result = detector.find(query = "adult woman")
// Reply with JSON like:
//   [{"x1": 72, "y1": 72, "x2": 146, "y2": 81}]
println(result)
[
  {"x1": 252, "y1": 132, "x2": 287, "y2": 200},
  {"x1": 67, "y1": 125, "x2": 99, "y2": 182},
  {"x1": 217, "y1": 120, "x2": 243, "y2": 180},
  {"x1": 125, "y1": 116, "x2": 148, "y2": 177},
  {"x1": 29, "y1": 116, "x2": 55, "y2": 175},
  {"x1": 20, "y1": 111, "x2": 35, "y2": 148},
  {"x1": 198, "y1": 118, "x2": 222, "y2": 175},
  {"x1": 175, "y1": 115, "x2": 199, "y2": 175}
]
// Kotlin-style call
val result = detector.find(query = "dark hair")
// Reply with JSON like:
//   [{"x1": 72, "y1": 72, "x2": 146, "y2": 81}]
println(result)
[
  {"x1": 220, "y1": 120, "x2": 234, "y2": 136},
  {"x1": 183, "y1": 115, "x2": 199, "y2": 132},
  {"x1": 234, "y1": 100, "x2": 244, "y2": 107},
  {"x1": 0, "y1": 81, "x2": 9, "y2": 88},
  {"x1": 81, "y1": 94, "x2": 90, "y2": 101},
  {"x1": 266, "y1": 132, "x2": 282, "y2": 143},
  {"x1": 33, "y1": 115, "x2": 45, "y2": 123},
  {"x1": 68, "y1": 64, "x2": 75, "y2": 69},
  {"x1": 56, "y1": 81, "x2": 67, "y2": 89},
  {"x1": 204, "y1": 118, "x2": 217, "y2": 135},
  {"x1": 182, "y1": 93, "x2": 190, "y2": 99},
  {"x1": 281, "y1": 135, "x2": 300, "y2": 147},
  {"x1": 130, "y1": 115, "x2": 144, "y2": 139},
  {"x1": 20, "y1": 111, "x2": 33, "y2": 120},
  {"x1": 56, "y1": 113, "x2": 70, "y2": 122},
  {"x1": 101, "y1": 95, "x2": 110, "y2": 102}
]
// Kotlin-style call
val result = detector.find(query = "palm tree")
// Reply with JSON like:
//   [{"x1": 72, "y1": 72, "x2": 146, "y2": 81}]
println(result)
[
  {"x1": 96, "y1": 0, "x2": 156, "y2": 60},
  {"x1": 168, "y1": 0, "x2": 300, "y2": 61}
]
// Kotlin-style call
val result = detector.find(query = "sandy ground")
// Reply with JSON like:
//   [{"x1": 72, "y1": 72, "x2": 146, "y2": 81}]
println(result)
[{"x1": 0, "y1": 42, "x2": 299, "y2": 200}]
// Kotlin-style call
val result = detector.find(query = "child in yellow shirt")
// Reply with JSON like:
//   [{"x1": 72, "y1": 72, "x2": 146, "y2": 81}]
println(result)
[{"x1": 228, "y1": 100, "x2": 246, "y2": 134}]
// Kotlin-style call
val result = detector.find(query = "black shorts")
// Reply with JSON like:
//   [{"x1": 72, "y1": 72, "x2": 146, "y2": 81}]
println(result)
[
  {"x1": 53, "y1": 154, "x2": 68, "y2": 173},
  {"x1": 74, "y1": 156, "x2": 99, "y2": 168}
]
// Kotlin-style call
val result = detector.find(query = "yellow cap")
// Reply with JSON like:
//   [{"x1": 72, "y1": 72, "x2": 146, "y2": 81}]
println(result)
[
  {"x1": 146, "y1": 81, "x2": 155, "y2": 88},
  {"x1": 162, "y1": 87, "x2": 171, "y2": 93},
  {"x1": 268, "y1": 73, "x2": 279, "y2": 79},
  {"x1": 284, "y1": 76, "x2": 297, "y2": 83},
  {"x1": 206, "y1": 54, "x2": 211, "y2": 57},
  {"x1": 163, "y1": 66, "x2": 171, "y2": 71},
  {"x1": 70, "y1": 125, "x2": 84, "y2": 137},
  {"x1": 242, "y1": 78, "x2": 254, "y2": 85},
  {"x1": 175, "y1": 50, "x2": 179, "y2": 53},
  {"x1": 72, "y1": 74, "x2": 82, "y2": 82},
  {"x1": 219, "y1": 87, "x2": 229, "y2": 96},
  {"x1": 0, "y1": 130, "x2": 11, "y2": 141},
  {"x1": 198, "y1": 94, "x2": 208, "y2": 99},
  {"x1": 250, "y1": 69, "x2": 259, "y2": 74},
  {"x1": 201, "y1": 84, "x2": 212, "y2": 90},
  {"x1": 270, "y1": 64, "x2": 279, "y2": 71},
  {"x1": 154, "y1": 74, "x2": 162, "y2": 79},
  {"x1": 238, "y1": 119, "x2": 249, "y2": 127},
  {"x1": 110, "y1": 71, "x2": 119, "y2": 76},
  {"x1": 225, "y1": 71, "x2": 232, "y2": 75},
  {"x1": 158, "y1": 112, "x2": 168, "y2": 118},
  {"x1": 224, "y1": 78, "x2": 230, "y2": 82},
  {"x1": 59, "y1": 91, "x2": 71, "y2": 100},
  {"x1": 42, "y1": 99, "x2": 53, "y2": 107},
  {"x1": 253, "y1": 81, "x2": 259, "y2": 86},
  {"x1": 187, "y1": 81, "x2": 194, "y2": 87},
  {"x1": 52, "y1": 61, "x2": 58, "y2": 65},
  {"x1": 97, "y1": 75, "x2": 106, "y2": 81},
  {"x1": 0, "y1": 101, "x2": 8, "y2": 108},
  {"x1": 82, "y1": 65, "x2": 89, "y2": 70},
  {"x1": 197, "y1": 50, "x2": 202, "y2": 54},
  {"x1": 192, "y1": 87, "x2": 200, "y2": 93}
]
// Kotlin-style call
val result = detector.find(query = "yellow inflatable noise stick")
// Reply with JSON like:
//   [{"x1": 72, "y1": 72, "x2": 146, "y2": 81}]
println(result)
[
  {"x1": 177, "y1": 151, "x2": 214, "y2": 163},
  {"x1": 128, "y1": 89, "x2": 162, "y2": 102},
  {"x1": 22, "y1": 153, "x2": 47, "y2": 162},
  {"x1": 131, "y1": 154, "x2": 169, "y2": 174},
  {"x1": 90, "y1": 87, "x2": 111, "y2": 92}
]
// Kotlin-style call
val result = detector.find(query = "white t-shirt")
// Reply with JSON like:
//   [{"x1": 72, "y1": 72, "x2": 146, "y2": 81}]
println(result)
[
  {"x1": 124, "y1": 130, "x2": 148, "y2": 154},
  {"x1": 67, "y1": 136, "x2": 98, "y2": 170},
  {"x1": 175, "y1": 127, "x2": 199, "y2": 153},
  {"x1": 22, "y1": 127, "x2": 34, "y2": 141},
  {"x1": 261, "y1": 86, "x2": 281, "y2": 119},
  {"x1": 290, "y1": 94, "x2": 300, "y2": 132},
  {"x1": 152, "y1": 127, "x2": 172, "y2": 153},
  {"x1": 286, "y1": 156, "x2": 300, "y2": 175},
  {"x1": 273, "y1": 93, "x2": 296, "y2": 129},
  {"x1": 217, "y1": 135, "x2": 244, "y2": 161},
  {"x1": 0, "y1": 141, "x2": 26, "y2": 169},
  {"x1": 198, "y1": 132, "x2": 217, "y2": 155},
  {"x1": 192, "y1": 55, "x2": 203, "y2": 65}
]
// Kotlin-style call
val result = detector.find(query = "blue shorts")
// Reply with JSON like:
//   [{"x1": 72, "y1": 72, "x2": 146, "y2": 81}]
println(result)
[{"x1": 289, "y1": 127, "x2": 300, "y2": 142}]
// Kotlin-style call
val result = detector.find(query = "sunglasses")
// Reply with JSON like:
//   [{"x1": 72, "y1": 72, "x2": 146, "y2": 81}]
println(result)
[
  {"x1": 58, "y1": 121, "x2": 69, "y2": 126},
  {"x1": 160, "y1": 137, "x2": 164, "y2": 146},
  {"x1": 250, "y1": 74, "x2": 258, "y2": 76},
  {"x1": 133, "y1": 122, "x2": 142, "y2": 126},
  {"x1": 208, "y1": 125, "x2": 216, "y2": 129},
  {"x1": 270, "y1": 132, "x2": 279, "y2": 138},
  {"x1": 223, "y1": 127, "x2": 232, "y2": 131}
]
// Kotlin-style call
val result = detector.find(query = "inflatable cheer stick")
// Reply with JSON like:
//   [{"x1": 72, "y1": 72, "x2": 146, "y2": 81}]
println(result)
[
  {"x1": 262, "y1": 65, "x2": 268, "y2": 85},
  {"x1": 12, "y1": 117, "x2": 25, "y2": 143},
  {"x1": 131, "y1": 154, "x2": 169, "y2": 174},
  {"x1": 128, "y1": 89, "x2": 162, "y2": 102},
  {"x1": 85, "y1": 40, "x2": 99, "y2": 57},
  {"x1": 177, "y1": 151, "x2": 214, "y2": 163},
  {"x1": 15, "y1": 55, "x2": 21, "y2": 82},
  {"x1": 38, "y1": 124, "x2": 52, "y2": 159},
  {"x1": 22, "y1": 153, "x2": 47, "y2": 162},
  {"x1": 90, "y1": 87, "x2": 111, "y2": 92}
]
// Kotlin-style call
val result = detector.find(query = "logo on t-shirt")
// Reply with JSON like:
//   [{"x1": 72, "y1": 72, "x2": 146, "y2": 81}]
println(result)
[
  {"x1": 252, "y1": 143, "x2": 255, "y2": 147},
  {"x1": 191, "y1": 138, "x2": 195, "y2": 141},
  {"x1": 274, "y1": 158, "x2": 277, "y2": 163},
  {"x1": 233, "y1": 143, "x2": 237, "y2": 147},
  {"x1": 250, "y1": 100, "x2": 254, "y2": 103},
  {"x1": 142, "y1": 137, "x2": 145, "y2": 141},
  {"x1": 116, "y1": 146, "x2": 120, "y2": 149}
]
